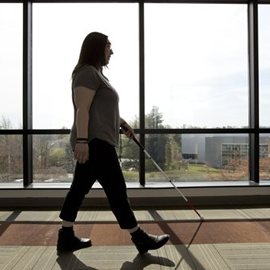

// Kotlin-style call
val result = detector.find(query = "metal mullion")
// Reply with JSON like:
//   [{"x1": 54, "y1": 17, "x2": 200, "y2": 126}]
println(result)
[
  {"x1": 259, "y1": 128, "x2": 270, "y2": 134},
  {"x1": 31, "y1": 0, "x2": 139, "y2": 2},
  {"x1": 29, "y1": 129, "x2": 70, "y2": 134},
  {"x1": 144, "y1": 0, "x2": 248, "y2": 3},
  {"x1": 0, "y1": 1, "x2": 263, "y2": 4},
  {"x1": 23, "y1": 1, "x2": 33, "y2": 188},
  {"x1": 0, "y1": 130, "x2": 25, "y2": 135},
  {"x1": 139, "y1": 0, "x2": 145, "y2": 186},
  {"x1": 248, "y1": 0, "x2": 260, "y2": 183},
  {"x1": 143, "y1": 128, "x2": 252, "y2": 134}
]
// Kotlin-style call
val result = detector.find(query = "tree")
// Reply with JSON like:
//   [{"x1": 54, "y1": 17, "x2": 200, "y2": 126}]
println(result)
[
  {"x1": 119, "y1": 115, "x2": 140, "y2": 170},
  {"x1": 0, "y1": 116, "x2": 23, "y2": 182},
  {"x1": 165, "y1": 135, "x2": 182, "y2": 170},
  {"x1": 121, "y1": 107, "x2": 183, "y2": 173},
  {"x1": 260, "y1": 157, "x2": 270, "y2": 179},
  {"x1": 33, "y1": 135, "x2": 54, "y2": 170},
  {"x1": 48, "y1": 148, "x2": 66, "y2": 167},
  {"x1": 145, "y1": 106, "x2": 164, "y2": 129},
  {"x1": 0, "y1": 116, "x2": 13, "y2": 129},
  {"x1": 65, "y1": 142, "x2": 75, "y2": 174},
  {"x1": 145, "y1": 106, "x2": 167, "y2": 171}
]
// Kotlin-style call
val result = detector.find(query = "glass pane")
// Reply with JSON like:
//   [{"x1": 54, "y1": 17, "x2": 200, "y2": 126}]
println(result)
[
  {"x1": 145, "y1": 4, "x2": 248, "y2": 129},
  {"x1": 118, "y1": 134, "x2": 139, "y2": 182},
  {"x1": 145, "y1": 134, "x2": 249, "y2": 182},
  {"x1": 33, "y1": 134, "x2": 139, "y2": 183},
  {"x1": 33, "y1": 3, "x2": 139, "y2": 129},
  {"x1": 260, "y1": 134, "x2": 270, "y2": 180},
  {"x1": 259, "y1": 5, "x2": 270, "y2": 128},
  {"x1": 0, "y1": 4, "x2": 22, "y2": 129},
  {"x1": 33, "y1": 135, "x2": 74, "y2": 183},
  {"x1": 0, "y1": 135, "x2": 23, "y2": 184}
]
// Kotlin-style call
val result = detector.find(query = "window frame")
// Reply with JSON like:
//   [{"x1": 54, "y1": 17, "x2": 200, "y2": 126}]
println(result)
[{"x1": 0, "y1": 0, "x2": 269, "y2": 188}]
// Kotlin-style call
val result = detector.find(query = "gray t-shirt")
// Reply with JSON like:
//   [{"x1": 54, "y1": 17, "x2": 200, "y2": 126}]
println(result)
[{"x1": 70, "y1": 65, "x2": 120, "y2": 149}]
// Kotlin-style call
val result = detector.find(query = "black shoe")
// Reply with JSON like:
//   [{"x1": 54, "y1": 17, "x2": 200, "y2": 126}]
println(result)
[
  {"x1": 131, "y1": 228, "x2": 170, "y2": 254},
  {"x1": 57, "y1": 228, "x2": 92, "y2": 252}
]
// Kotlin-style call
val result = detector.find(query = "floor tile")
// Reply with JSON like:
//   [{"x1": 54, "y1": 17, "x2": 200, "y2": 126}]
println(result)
[
  {"x1": 215, "y1": 243, "x2": 270, "y2": 270},
  {"x1": 1, "y1": 206, "x2": 270, "y2": 269}
]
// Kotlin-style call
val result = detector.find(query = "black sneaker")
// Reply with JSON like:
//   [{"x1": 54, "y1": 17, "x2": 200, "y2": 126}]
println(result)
[
  {"x1": 57, "y1": 228, "x2": 92, "y2": 252},
  {"x1": 131, "y1": 228, "x2": 170, "y2": 254}
]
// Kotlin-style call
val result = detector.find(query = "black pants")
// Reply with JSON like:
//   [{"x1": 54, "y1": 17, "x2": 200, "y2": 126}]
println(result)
[{"x1": 59, "y1": 138, "x2": 138, "y2": 229}]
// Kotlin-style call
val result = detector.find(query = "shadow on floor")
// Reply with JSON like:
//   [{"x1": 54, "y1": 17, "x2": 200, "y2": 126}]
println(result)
[
  {"x1": 0, "y1": 211, "x2": 21, "y2": 238},
  {"x1": 56, "y1": 252, "x2": 99, "y2": 270},
  {"x1": 150, "y1": 210, "x2": 207, "y2": 270},
  {"x1": 120, "y1": 253, "x2": 175, "y2": 269},
  {"x1": 56, "y1": 250, "x2": 175, "y2": 270}
]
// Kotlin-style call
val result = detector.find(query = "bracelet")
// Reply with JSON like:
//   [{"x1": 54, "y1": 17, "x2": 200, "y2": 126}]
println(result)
[
  {"x1": 76, "y1": 138, "x2": 88, "y2": 141},
  {"x1": 76, "y1": 141, "x2": 88, "y2": 144}
]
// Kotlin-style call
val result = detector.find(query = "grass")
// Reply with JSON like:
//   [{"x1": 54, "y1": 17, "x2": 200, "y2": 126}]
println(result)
[
  {"x1": 0, "y1": 163, "x2": 249, "y2": 183},
  {"x1": 124, "y1": 163, "x2": 248, "y2": 182}
]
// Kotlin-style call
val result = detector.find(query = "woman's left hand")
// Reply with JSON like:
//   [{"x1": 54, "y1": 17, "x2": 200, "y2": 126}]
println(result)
[{"x1": 121, "y1": 122, "x2": 135, "y2": 139}]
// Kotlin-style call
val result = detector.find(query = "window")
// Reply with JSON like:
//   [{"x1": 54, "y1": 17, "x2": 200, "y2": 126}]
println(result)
[
  {"x1": 30, "y1": 3, "x2": 139, "y2": 183},
  {"x1": 118, "y1": 134, "x2": 139, "y2": 182},
  {"x1": 0, "y1": 1, "x2": 267, "y2": 187},
  {"x1": 260, "y1": 134, "x2": 270, "y2": 180},
  {"x1": 33, "y1": 134, "x2": 139, "y2": 183},
  {"x1": 0, "y1": 4, "x2": 22, "y2": 130},
  {"x1": 0, "y1": 135, "x2": 23, "y2": 185},
  {"x1": 33, "y1": 3, "x2": 139, "y2": 129},
  {"x1": 145, "y1": 134, "x2": 249, "y2": 182},
  {"x1": 33, "y1": 135, "x2": 73, "y2": 183},
  {"x1": 145, "y1": 4, "x2": 248, "y2": 129},
  {"x1": 259, "y1": 5, "x2": 270, "y2": 128}
]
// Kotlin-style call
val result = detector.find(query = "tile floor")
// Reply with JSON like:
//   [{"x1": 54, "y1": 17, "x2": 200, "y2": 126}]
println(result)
[{"x1": 0, "y1": 205, "x2": 270, "y2": 270}]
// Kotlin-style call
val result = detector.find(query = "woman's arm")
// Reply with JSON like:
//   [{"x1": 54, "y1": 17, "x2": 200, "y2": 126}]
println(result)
[
  {"x1": 120, "y1": 117, "x2": 126, "y2": 126},
  {"x1": 74, "y1": 86, "x2": 96, "y2": 163}
]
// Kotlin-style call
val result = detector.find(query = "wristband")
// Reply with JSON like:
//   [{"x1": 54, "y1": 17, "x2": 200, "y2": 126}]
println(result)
[
  {"x1": 76, "y1": 141, "x2": 88, "y2": 144},
  {"x1": 76, "y1": 138, "x2": 88, "y2": 141}
]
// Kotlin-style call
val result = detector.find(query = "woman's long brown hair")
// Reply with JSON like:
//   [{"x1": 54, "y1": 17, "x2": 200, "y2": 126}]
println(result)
[{"x1": 72, "y1": 32, "x2": 108, "y2": 78}]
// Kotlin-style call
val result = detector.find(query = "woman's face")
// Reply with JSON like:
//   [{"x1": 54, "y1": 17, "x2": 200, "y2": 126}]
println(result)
[{"x1": 104, "y1": 40, "x2": 113, "y2": 65}]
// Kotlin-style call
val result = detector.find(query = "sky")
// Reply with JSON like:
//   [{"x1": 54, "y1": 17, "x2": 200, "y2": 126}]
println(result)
[{"x1": 0, "y1": 3, "x2": 270, "y2": 130}]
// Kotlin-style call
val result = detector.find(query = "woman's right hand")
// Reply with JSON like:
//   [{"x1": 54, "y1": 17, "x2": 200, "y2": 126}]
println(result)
[{"x1": 74, "y1": 143, "x2": 89, "y2": 164}]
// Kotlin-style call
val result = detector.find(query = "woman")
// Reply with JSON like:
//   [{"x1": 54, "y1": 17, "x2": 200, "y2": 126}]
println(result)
[{"x1": 57, "y1": 32, "x2": 170, "y2": 253}]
